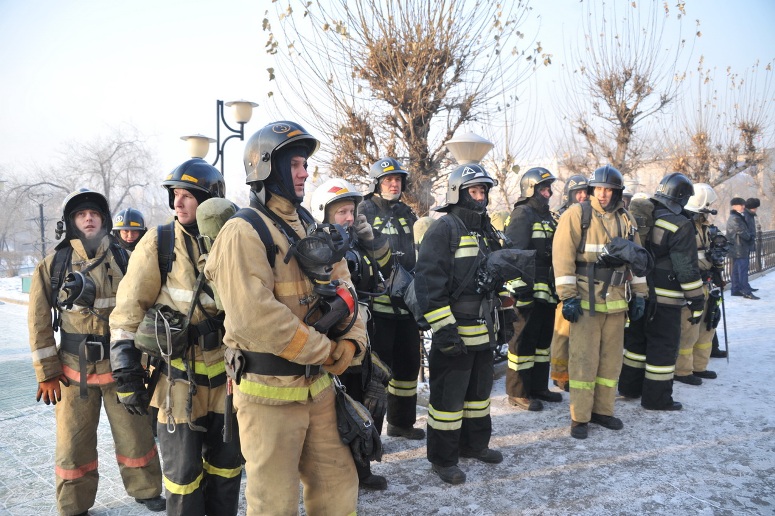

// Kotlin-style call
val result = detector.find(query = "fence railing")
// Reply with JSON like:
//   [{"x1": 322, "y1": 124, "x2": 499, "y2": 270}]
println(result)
[{"x1": 722, "y1": 229, "x2": 775, "y2": 281}]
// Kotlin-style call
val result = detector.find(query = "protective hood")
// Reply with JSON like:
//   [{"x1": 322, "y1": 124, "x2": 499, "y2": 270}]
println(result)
[{"x1": 267, "y1": 144, "x2": 309, "y2": 204}]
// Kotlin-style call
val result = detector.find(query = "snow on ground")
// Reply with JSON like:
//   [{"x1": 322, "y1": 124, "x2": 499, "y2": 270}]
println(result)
[{"x1": 1, "y1": 272, "x2": 773, "y2": 515}]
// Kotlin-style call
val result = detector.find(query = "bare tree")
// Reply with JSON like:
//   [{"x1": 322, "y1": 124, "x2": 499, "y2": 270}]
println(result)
[
  {"x1": 555, "y1": 0, "x2": 698, "y2": 177},
  {"x1": 664, "y1": 58, "x2": 775, "y2": 187},
  {"x1": 263, "y1": 0, "x2": 547, "y2": 214},
  {"x1": 4, "y1": 126, "x2": 164, "y2": 260}
]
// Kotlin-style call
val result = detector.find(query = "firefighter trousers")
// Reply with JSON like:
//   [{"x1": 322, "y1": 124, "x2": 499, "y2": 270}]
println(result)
[
  {"x1": 568, "y1": 310, "x2": 625, "y2": 423},
  {"x1": 620, "y1": 303, "x2": 682, "y2": 409},
  {"x1": 675, "y1": 305, "x2": 714, "y2": 376},
  {"x1": 506, "y1": 302, "x2": 555, "y2": 398},
  {"x1": 236, "y1": 386, "x2": 358, "y2": 516},
  {"x1": 370, "y1": 314, "x2": 421, "y2": 429},
  {"x1": 427, "y1": 347, "x2": 494, "y2": 467},
  {"x1": 550, "y1": 302, "x2": 570, "y2": 384},
  {"x1": 157, "y1": 412, "x2": 242, "y2": 516},
  {"x1": 55, "y1": 378, "x2": 161, "y2": 516}
]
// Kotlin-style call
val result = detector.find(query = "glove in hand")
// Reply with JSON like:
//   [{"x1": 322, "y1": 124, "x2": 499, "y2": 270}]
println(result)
[
  {"x1": 686, "y1": 296, "x2": 705, "y2": 325},
  {"x1": 561, "y1": 298, "x2": 583, "y2": 323},
  {"x1": 324, "y1": 340, "x2": 357, "y2": 375},
  {"x1": 628, "y1": 296, "x2": 646, "y2": 322},
  {"x1": 363, "y1": 378, "x2": 387, "y2": 420},
  {"x1": 432, "y1": 324, "x2": 466, "y2": 357},
  {"x1": 116, "y1": 380, "x2": 150, "y2": 416},
  {"x1": 710, "y1": 267, "x2": 726, "y2": 288},
  {"x1": 354, "y1": 214, "x2": 374, "y2": 242},
  {"x1": 36, "y1": 374, "x2": 70, "y2": 405},
  {"x1": 370, "y1": 352, "x2": 393, "y2": 386}
]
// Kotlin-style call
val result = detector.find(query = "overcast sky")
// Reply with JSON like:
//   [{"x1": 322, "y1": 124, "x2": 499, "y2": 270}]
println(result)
[{"x1": 0, "y1": 0, "x2": 773, "y2": 192}]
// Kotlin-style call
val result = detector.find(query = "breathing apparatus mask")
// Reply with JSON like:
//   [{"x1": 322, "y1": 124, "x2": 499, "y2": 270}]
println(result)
[
  {"x1": 58, "y1": 271, "x2": 97, "y2": 309},
  {"x1": 285, "y1": 222, "x2": 359, "y2": 336},
  {"x1": 707, "y1": 225, "x2": 730, "y2": 266}
]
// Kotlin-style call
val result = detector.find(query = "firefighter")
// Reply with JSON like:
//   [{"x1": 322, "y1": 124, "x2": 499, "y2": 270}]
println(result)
[
  {"x1": 359, "y1": 157, "x2": 425, "y2": 440},
  {"x1": 309, "y1": 177, "x2": 392, "y2": 491},
  {"x1": 112, "y1": 207, "x2": 147, "y2": 251},
  {"x1": 204, "y1": 121, "x2": 368, "y2": 515},
  {"x1": 553, "y1": 165, "x2": 649, "y2": 439},
  {"x1": 415, "y1": 163, "x2": 504, "y2": 485},
  {"x1": 504, "y1": 167, "x2": 562, "y2": 411},
  {"x1": 28, "y1": 189, "x2": 163, "y2": 515},
  {"x1": 110, "y1": 159, "x2": 242, "y2": 516},
  {"x1": 550, "y1": 175, "x2": 588, "y2": 392},
  {"x1": 619, "y1": 173, "x2": 704, "y2": 411},
  {"x1": 674, "y1": 183, "x2": 723, "y2": 385}
]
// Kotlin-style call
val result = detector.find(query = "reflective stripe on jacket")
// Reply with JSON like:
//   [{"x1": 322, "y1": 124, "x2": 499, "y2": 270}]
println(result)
[
  {"x1": 29, "y1": 236, "x2": 122, "y2": 382},
  {"x1": 414, "y1": 208, "x2": 500, "y2": 351},
  {"x1": 505, "y1": 202, "x2": 557, "y2": 305},
  {"x1": 204, "y1": 195, "x2": 367, "y2": 406},
  {"x1": 110, "y1": 221, "x2": 227, "y2": 422},
  {"x1": 649, "y1": 206, "x2": 703, "y2": 306},
  {"x1": 553, "y1": 198, "x2": 647, "y2": 314}
]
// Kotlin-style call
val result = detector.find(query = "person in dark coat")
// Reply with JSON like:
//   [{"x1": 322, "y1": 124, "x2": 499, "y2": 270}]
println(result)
[{"x1": 726, "y1": 197, "x2": 758, "y2": 299}]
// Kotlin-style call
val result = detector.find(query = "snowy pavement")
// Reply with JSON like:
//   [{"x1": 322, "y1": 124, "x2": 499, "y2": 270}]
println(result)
[{"x1": 0, "y1": 272, "x2": 773, "y2": 515}]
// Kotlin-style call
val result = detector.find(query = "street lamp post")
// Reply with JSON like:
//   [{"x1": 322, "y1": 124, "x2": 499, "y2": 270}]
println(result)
[
  {"x1": 445, "y1": 132, "x2": 494, "y2": 164},
  {"x1": 181, "y1": 99, "x2": 258, "y2": 174}
]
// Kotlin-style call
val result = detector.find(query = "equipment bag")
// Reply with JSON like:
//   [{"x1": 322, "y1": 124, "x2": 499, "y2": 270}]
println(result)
[
  {"x1": 333, "y1": 376, "x2": 383, "y2": 467},
  {"x1": 135, "y1": 303, "x2": 190, "y2": 359}
]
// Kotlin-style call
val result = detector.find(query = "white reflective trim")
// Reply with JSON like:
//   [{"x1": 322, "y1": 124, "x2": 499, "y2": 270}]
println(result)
[
  {"x1": 584, "y1": 243, "x2": 606, "y2": 253},
  {"x1": 111, "y1": 328, "x2": 136, "y2": 341},
  {"x1": 32, "y1": 346, "x2": 58, "y2": 362},
  {"x1": 555, "y1": 275, "x2": 577, "y2": 285},
  {"x1": 165, "y1": 286, "x2": 216, "y2": 307},
  {"x1": 93, "y1": 297, "x2": 115, "y2": 309}
]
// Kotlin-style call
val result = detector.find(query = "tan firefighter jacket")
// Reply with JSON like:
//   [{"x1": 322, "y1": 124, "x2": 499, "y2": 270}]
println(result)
[
  {"x1": 28, "y1": 235, "x2": 122, "y2": 385},
  {"x1": 553, "y1": 197, "x2": 648, "y2": 314},
  {"x1": 110, "y1": 221, "x2": 227, "y2": 423},
  {"x1": 204, "y1": 194, "x2": 367, "y2": 406}
]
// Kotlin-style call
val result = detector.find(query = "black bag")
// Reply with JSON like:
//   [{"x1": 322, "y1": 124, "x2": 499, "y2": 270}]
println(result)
[
  {"x1": 333, "y1": 378, "x2": 383, "y2": 466},
  {"x1": 386, "y1": 262, "x2": 414, "y2": 309}
]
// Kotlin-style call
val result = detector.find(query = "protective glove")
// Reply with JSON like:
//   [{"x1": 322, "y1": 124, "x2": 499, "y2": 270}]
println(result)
[
  {"x1": 686, "y1": 295, "x2": 705, "y2": 325},
  {"x1": 113, "y1": 366, "x2": 150, "y2": 415},
  {"x1": 711, "y1": 304, "x2": 722, "y2": 329},
  {"x1": 370, "y1": 352, "x2": 393, "y2": 387},
  {"x1": 324, "y1": 340, "x2": 357, "y2": 375},
  {"x1": 561, "y1": 298, "x2": 583, "y2": 323},
  {"x1": 354, "y1": 214, "x2": 374, "y2": 242},
  {"x1": 432, "y1": 324, "x2": 466, "y2": 357},
  {"x1": 362, "y1": 378, "x2": 387, "y2": 420},
  {"x1": 36, "y1": 374, "x2": 70, "y2": 405},
  {"x1": 116, "y1": 380, "x2": 150, "y2": 416},
  {"x1": 628, "y1": 295, "x2": 646, "y2": 322}
]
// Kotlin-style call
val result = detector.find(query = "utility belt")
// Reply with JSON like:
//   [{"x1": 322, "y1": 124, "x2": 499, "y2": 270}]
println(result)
[
  {"x1": 451, "y1": 293, "x2": 498, "y2": 348},
  {"x1": 236, "y1": 350, "x2": 322, "y2": 379},
  {"x1": 450, "y1": 294, "x2": 487, "y2": 320},
  {"x1": 575, "y1": 261, "x2": 629, "y2": 287},
  {"x1": 60, "y1": 332, "x2": 110, "y2": 399},
  {"x1": 60, "y1": 332, "x2": 109, "y2": 361},
  {"x1": 156, "y1": 359, "x2": 227, "y2": 388},
  {"x1": 575, "y1": 261, "x2": 630, "y2": 317},
  {"x1": 189, "y1": 317, "x2": 224, "y2": 352}
]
